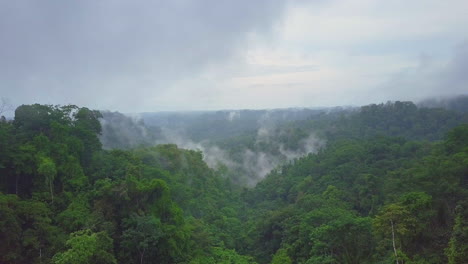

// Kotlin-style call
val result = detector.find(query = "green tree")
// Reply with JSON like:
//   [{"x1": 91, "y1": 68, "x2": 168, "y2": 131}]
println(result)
[
  {"x1": 52, "y1": 229, "x2": 116, "y2": 264},
  {"x1": 271, "y1": 248, "x2": 292, "y2": 264},
  {"x1": 309, "y1": 212, "x2": 373, "y2": 264},
  {"x1": 0, "y1": 193, "x2": 60, "y2": 264},
  {"x1": 446, "y1": 202, "x2": 468, "y2": 264},
  {"x1": 37, "y1": 156, "x2": 57, "y2": 201},
  {"x1": 121, "y1": 214, "x2": 164, "y2": 264},
  {"x1": 57, "y1": 194, "x2": 92, "y2": 232},
  {"x1": 374, "y1": 204, "x2": 417, "y2": 263},
  {"x1": 190, "y1": 246, "x2": 257, "y2": 264}
]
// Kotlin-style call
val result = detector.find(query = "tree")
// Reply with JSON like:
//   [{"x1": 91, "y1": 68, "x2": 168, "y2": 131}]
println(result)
[
  {"x1": 57, "y1": 195, "x2": 92, "y2": 233},
  {"x1": 14, "y1": 104, "x2": 60, "y2": 137},
  {"x1": 446, "y1": 202, "x2": 468, "y2": 263},
  {"x1": 0, "y1": 193, "x2": 60, "y2": 264},
  {"x1": 0, "y1": 97, "x2": 13, "y2": 117},
  {"x1": 0, "y1": 194, "x2": 22, "y2": 262},
  {"x1": 37, "y1": 156, "x2": 57, "y2": 201},
  {"x1": 445, "y1": 124, "x2": 468, "y2": 153},
  {"x1": 374, "y1": 204, "x2": 417, "y2": 264},
  {"x1": 190, "y1": 247, "x2": 257, "y2": 264},
  {"x1": 121, "y1": 214, "x2": 164, "y2": 264},
  {"x1": 52, "y1": 229, "x2": 116, "y2": 264},
  {"x1": 72, "y1": 107, "x2": 103, "y2": 167},
  {"x1": 271, "y1": 248, "x2": 292, "y2": 264},
  {"x1": 297, "y1": 200, "x2": 374, "y2": 264}
]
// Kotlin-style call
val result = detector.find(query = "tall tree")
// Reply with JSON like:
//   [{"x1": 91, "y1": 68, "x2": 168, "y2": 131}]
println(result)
[
  {"x1": 121, "y1": 214, "x2": 164, "y2": 264},
  {"x1": 446, "y1": 202, "x2": 468, "y2": 263},
  {"x1": 37, "y1": 156, "x2": 57, "y2": 201},
  {"x1": 52, "y1": 229, "x2": 116, "y2": 264}
]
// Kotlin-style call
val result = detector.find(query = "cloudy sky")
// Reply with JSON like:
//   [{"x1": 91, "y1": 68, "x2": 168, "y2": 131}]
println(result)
[{"x1": 1, "y1": 0, "x2": 467, "y2": 113}]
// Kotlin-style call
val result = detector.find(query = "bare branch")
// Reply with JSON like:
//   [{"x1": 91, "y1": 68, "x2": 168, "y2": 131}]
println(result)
[{"x1": 0, "y1": 97, "x2": 14, "y2": 116}]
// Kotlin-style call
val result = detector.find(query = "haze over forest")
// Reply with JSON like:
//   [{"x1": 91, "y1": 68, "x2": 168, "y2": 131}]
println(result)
[{"x1": 1, "y1": 1, "x2": 468, "y2": 264}]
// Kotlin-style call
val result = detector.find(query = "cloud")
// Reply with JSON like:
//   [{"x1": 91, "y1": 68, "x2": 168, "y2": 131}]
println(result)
[
  {"x1": 0, "y1": 0, "x2": 287, "y2": 111},
  {"x1": 282, "y1": 0, "x2": 468, "y2": 50},
  {"x1": 1, "y1": 0, "x2": 467, "y2": 112},
  {"x1": 381, "y1": 42, "x2": 468, "y2": 102}
]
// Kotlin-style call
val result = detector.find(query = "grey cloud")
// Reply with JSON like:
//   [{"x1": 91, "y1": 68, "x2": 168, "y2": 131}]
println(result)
[
  {"x1": 238, "y1": 64, "x2": 320, "y2": 78},
  {"x1": 382, "y1": 41, "x2": 468, "y2": 101},
  {"x1": 0, "y1": 0, "x2": 287, "y2": 111},
  {"x1": 444, "y1": 42, "x2": 468, "y2": 88}
]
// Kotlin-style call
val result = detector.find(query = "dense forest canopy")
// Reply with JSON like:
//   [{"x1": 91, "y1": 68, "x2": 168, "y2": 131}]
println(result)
[
  {"x1": 2, "y1": 1, "x2": 468, "y2": 263},
  {"x1": 0, "y1": 98, "x2": 467, "y2": 263},
  {"x1": 101, "y1": 97, "x2": 468, "y2": 186}
]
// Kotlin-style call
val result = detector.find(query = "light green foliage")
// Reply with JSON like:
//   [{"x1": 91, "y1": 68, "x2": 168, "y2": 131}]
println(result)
[
  {"x1": 37, "y1": 155, "x2": 57, "y2": 200},
  {"x1": 374, "y1": 204, "x2": 417, "y2": 245},
  {"x1": 61, "y1": 155, "x2": 87, "y2": 190},
  {"x1": 190, "y1": 247, "x2": 257, "y2": 264},
  {"x1": 398, "y1": 192, "x2": 434, "y2": 232},
  {"x1": 52, "y1": 229, "x2": 116, "y2": 264},
  {"x1": 446, "y1": 202, "x2": 468, "y2": 264},
  {"x1": 57, "y1": 195, "x2": 92, "y2": 232},
  {"x1": 271, "y1": 248, "x2": 292, "y2": 264},
  {"x1": 373, "y1": 193, "x2": 437, "y2": 263}
]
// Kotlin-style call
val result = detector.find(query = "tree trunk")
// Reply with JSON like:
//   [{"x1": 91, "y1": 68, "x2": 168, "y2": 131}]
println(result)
[
  {"x1": 49, "y1": 180, "x2": 54, "y2": 202},
  {"x1": 140, "y1": 248, "x2": 145, "y2": 264},
  {"x1": 15, "y1": 174, "x2": 19, "y2": 195},
  {"x1": 390, "y1": 219, "x2": 399, "y2": 264}
]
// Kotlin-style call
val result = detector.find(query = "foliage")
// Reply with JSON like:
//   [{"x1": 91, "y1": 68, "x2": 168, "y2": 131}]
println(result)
[
  {"x1": 0, "y1": 102, "x2": 467, "y2": 264},
  {"x1": 271, "y1": 248, "x2": 292, "y2": 264},
  {"x1": 52, "y1": 229, "x2": 116, "y2": 264},
  {"x1": 446, "y1": 201, "x2": 468, "y2": 263}
]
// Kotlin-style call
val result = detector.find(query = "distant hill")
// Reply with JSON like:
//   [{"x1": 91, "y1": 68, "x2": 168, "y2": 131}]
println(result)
[{"x1": 418, "y1": 94, "x2": 468, "y2": 113}]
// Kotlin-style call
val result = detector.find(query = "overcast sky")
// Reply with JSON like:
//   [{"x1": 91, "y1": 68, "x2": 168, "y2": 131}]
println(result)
[{"x1": 1, "y1": 0, "x2": 467, "y2": 113}]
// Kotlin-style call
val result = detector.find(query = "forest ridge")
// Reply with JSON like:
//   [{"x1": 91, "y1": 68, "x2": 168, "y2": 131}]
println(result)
[{"x1": 0, "y1": 99, "x2": 467, "y2": 264}]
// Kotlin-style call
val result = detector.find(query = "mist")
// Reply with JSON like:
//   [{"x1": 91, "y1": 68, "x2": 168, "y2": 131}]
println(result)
[
  {"x1": 99, "y1": 108, "x2": 327, "y2": 185},
  {"x1": 155, "y1": 122, "x2": 325, "y2": 185}
]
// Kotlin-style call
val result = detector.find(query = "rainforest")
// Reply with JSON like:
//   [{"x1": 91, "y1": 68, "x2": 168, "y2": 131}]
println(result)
[
  {"x1": 1, "y1": 1, "x2": 468, "y2": 263},
  {"x1": 1, "y1": 98, "x2": 467, "y2": 264}
]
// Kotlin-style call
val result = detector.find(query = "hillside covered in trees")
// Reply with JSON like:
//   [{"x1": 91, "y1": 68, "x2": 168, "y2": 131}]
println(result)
[{"x1": 0, "y1": 100, "x2": 467, "y2": 264}]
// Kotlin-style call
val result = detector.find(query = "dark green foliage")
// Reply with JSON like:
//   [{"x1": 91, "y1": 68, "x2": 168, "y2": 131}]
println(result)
[
  {"x1": 1, "y1": 102, "x2": 467, "y2": 264},
  {"x1": 189, "y1": 246, "x2": 258, "y2": 264},
  {"x1": 292, "y1": 101, "x2": 468, "y2": 143},
  {"x1": 120, "y1": 214, "x2": 165, "y2": 264},
  {"x1": 240, "y1": 117, "x2": 467, "y2": 263},
  {"x1": 0, "y1": 193, "x2": 62, "y2": 264}
]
